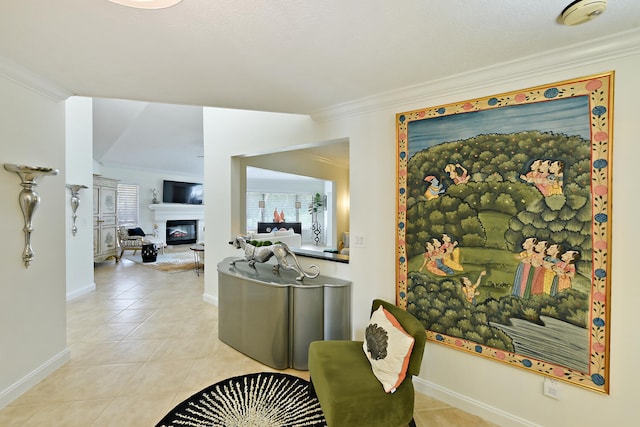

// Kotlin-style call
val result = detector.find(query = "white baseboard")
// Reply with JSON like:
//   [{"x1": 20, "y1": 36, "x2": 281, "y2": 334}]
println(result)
[
  {"x1": 202, "y1": 293, "x2": 218, "y2": 306},
  {"x1": 0, "y1": 348, "x2": 71, "y2": 410},
  {"x1": 413, "y1": 376, "x2": 539, "y2": 427},
  {"x1": 66, "y1": 282, "x2": 96, "y2": 301}
]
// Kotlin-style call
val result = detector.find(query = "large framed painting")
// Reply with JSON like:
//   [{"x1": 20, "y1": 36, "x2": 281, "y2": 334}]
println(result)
[{"x1": 395, "y1": 72, "x2": 613, "y2": 393}]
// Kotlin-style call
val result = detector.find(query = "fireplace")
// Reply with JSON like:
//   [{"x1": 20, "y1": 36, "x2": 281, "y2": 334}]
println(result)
[
  {"x1": 149, "y1": 204, "x2": 204, "y2": 246},
  {"x1": 166, "y1": 220, "x2": 198, "y2": 245}
]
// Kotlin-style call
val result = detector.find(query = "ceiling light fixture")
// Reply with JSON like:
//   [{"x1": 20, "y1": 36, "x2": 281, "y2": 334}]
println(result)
[
  {"x1": 108, "y1": 0, "x2": 183, "y2": 10},
  {"x1": 560, "y1": 0, "x2": 607, "y2": 26}
]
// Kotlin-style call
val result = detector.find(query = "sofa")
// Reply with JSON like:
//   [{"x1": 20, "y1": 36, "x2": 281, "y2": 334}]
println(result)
[{"x1": 245, "y1": 228, "x2": 302, "y2": 248}]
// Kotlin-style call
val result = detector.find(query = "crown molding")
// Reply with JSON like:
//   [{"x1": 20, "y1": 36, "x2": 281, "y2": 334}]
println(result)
[
  {"x1": 98, "y1": 160, "x2": 204, "y2": 180},
  {"x1": 0, "y1": 56, "x2": 72, "y2": 102},
  {"x1": 312, "y1": 27, "x2": 640, "y2": 123}
]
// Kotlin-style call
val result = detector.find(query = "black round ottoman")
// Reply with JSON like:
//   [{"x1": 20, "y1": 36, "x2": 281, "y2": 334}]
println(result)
[{"x1": 141, "y1": 243, "x2": 158, "y2": 262}]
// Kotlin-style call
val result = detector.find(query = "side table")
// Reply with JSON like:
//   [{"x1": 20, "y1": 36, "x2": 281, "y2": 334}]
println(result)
[
  {"x1": 190, "y1": 243, "x2": 205, "y2": 276},
  {"x1": 141, "y1": 243, "x2": 158, "y2": 263}
]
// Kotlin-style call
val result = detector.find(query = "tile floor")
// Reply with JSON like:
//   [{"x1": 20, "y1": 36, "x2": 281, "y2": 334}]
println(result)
[{"x1": 0, "y1": 250, "x2": 498, "y2": 426}]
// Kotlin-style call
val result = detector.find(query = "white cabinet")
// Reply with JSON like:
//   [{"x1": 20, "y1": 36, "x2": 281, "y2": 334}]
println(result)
[{"x1": 93, "y1": 175, "x2": 119, "y2": 263}]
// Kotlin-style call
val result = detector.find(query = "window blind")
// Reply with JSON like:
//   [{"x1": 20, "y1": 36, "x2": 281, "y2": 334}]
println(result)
[
  {"x1": 246, "y1": 192, "x2": 315, "y2": 232},
  {"x1": 117, "y1": 183, "x2": 139, "y2": 225}
]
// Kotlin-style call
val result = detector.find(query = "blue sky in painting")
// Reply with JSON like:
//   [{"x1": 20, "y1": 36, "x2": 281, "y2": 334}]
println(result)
[{"x1": 407, "y1": 96, "x2": 590, "y2": 159}]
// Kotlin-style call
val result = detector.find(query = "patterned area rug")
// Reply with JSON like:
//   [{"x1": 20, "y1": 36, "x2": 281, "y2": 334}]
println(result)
[
  {"x1": 124, "y1": 250, "x2": 197, "y2": 273},
  {"x1": 156, "y1": 372, "x2": 326, "y2": 427}
]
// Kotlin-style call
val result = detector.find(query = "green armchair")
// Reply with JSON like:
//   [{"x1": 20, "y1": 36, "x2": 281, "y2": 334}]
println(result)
[{"x1": 308, "y1": 299, "x2": 427, "y2": 427}]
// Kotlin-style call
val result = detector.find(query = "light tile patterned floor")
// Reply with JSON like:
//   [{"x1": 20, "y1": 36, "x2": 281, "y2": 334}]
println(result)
[{"x1": 0, "y1": 250, "x2": 498, "y2": 426}]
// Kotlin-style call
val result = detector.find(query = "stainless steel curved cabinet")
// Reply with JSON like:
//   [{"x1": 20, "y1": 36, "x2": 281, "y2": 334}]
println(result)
[{"x1": 218, "y1": 257, "x2": 351, "y2": 370}]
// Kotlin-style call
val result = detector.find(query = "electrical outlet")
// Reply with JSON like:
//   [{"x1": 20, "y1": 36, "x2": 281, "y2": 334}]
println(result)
[{"x1": 543, "y1": 378, "x2": 561, "y2": 400}]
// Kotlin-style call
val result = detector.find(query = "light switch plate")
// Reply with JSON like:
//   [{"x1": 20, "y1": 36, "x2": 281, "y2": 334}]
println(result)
[{"x1": 351, "y1": 234, "x2": 365, "y2": 247}]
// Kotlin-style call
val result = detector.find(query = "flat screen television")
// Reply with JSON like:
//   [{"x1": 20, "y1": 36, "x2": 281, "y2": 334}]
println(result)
[{"x1": 162, "y1": 180, "x2": 204, "y2": 205}]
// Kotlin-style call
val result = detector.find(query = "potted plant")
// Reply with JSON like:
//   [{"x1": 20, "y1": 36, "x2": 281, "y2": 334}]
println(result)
[
  {"x1": 308, "y1": 192, "x2": 324, "y2": 217},
  {"x1": 308, "y1": 193, "x2": 324, "y2": 245}
]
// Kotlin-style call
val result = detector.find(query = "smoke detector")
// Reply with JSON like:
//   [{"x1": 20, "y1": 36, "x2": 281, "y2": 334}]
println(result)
[
  {"x1": 108, "y1": 0, "x2": 183, "y2": 9},
  {"x1": 560, "y1": 0, "x2": 607, "y2": 26}
]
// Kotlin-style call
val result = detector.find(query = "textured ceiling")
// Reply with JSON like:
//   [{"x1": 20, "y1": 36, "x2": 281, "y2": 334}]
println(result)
[
  {"x1": 92, "y1": 98, "x2": 205, "y2": 176},
  {"x1": 2, "y1": 0, "x2": 638, "y2": 114},
  {"x1": 1, "y1": 0, "x2": 638, "y2": 176}
]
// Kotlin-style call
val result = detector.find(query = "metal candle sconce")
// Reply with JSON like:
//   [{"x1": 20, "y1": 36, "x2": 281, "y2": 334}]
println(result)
[
  {"x1": 67, "y1": 184, "x2": 89, "y2": 236},
  {"x1": 4, "y1": 164, "x2": 59, "y2": 267}
]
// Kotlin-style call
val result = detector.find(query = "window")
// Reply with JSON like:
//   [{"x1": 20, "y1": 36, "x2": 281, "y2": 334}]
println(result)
[
  {"x1": 247, "y1": 192, "x2": 315, "y2": 232},
  {"x1": 117, "y1": 183, "x2": 139, "y2": 225}
]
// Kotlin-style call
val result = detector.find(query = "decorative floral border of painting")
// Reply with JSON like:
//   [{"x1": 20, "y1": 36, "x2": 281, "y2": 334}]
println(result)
[{"x1": 395, "y1": 72, "x2": 613, "y2": 393}]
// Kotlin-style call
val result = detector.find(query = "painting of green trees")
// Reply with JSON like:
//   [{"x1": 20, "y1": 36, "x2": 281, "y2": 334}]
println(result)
[{"x1": 395, "y1": 73, "x2": 613, "y2": 393}]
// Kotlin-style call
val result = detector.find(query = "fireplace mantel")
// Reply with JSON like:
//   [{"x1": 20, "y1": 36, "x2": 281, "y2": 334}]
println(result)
[
  {"x1": 149, "y1": 203, "x2": 204, "y2": 219},
  {"x1": 148, "y1": 203, "x2": 205, "y2": 245}
]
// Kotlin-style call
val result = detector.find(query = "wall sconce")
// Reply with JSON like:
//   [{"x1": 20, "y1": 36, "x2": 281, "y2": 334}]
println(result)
[
  {"x1": 295, "y1": 201, "x2": 301, "y2": 221},
  {"x1": 66, "y1": 184, "x2": 89, "y2": 236},
  {"x1": 4, "y1": 164, "x2": 59, "y2": 267}
]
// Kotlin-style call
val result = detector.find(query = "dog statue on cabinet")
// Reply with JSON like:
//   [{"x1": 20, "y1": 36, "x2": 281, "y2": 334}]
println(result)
[{"x1": 229, "y1": 236, "x2": 320, "y2": 282}]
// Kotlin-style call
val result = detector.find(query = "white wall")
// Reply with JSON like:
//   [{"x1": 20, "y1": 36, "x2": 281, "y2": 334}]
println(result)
[
  {"x1": 246, "y1": 173, "x2": 326, "y2": 194},
  {"x1": 243, "y1": 149, "x2": 350, "y2": 245},
  {"x1": 203, "y1": 32, "x2": 640, "y2": 426},
  {"x1": 65, "y1": 97, "x2": 95, "y2": 300},
  {"x1": 203, "y1": 109, "x2": 352, "y2": 306},
  {"x1": 0, "y1": 75, "x2": 69, "y2": 408}
]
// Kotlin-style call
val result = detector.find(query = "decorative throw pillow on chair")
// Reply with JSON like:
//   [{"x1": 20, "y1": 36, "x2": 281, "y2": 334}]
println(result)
[
  {"x1": 127, "y1": 227, "x2": 146, "y2": 237},
  {"x1": 363, "y1": 305, "x2": 415, "y2": 393}
]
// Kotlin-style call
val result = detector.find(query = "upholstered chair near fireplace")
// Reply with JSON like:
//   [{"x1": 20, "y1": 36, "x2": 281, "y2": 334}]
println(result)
[{"x1": 116, "y1": 225, "x2": 166, "y2": 258}]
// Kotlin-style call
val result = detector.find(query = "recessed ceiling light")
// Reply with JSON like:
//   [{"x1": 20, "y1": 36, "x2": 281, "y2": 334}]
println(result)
[
  {"x1": 108, "y1": 0, "x2": 183, "y2": 10},
  {"x1": 560, "y1": 0, "x2": 607, "y2": 26}
]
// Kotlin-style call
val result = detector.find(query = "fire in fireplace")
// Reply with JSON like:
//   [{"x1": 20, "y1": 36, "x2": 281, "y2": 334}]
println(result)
[{"x1": 166, "y1": 220, "x2": 197, "y2": 245}]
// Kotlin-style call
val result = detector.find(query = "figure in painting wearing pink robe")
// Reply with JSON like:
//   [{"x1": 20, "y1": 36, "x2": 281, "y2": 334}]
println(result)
[
  {"x1": 418, "y1": 240, "x2": 455, "y2": 276},
  {"x1": 520, "y1": 159, "x2": 542, "y2": 186},
  {"x1": 444, "y1": 163, "x2": 470, "y2": 185},
  {"x1": 542, "y1": 244, "x2": 562, "y2": 295},
  {"x1": 533, "y1": 160, "x2": 551, "y2": 196},
  {"x1": 524, "y1": 240, "x2": 548, "y2": 298},
  {"x1": 440, "y1": 234, "x2": 463, "y2": 271},
  {"x1": 430, "y1": 238, "x2": 455, "y2": 275},
  {"x1": 552, "y1": 250, "x2": 579, "y2": 295},
  {"x1": 521, "y1": 159, "x2": 564, "y2": 197},
  {"x1": 419, "y1": 241, "x2": 445, "y2": 276},
  {"x1": 511, "y1": 237, "x2": 537, "y2": 297}
]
